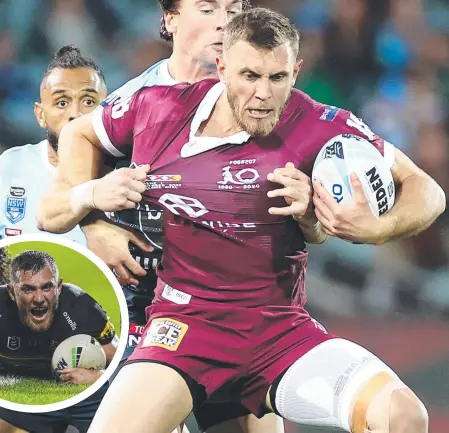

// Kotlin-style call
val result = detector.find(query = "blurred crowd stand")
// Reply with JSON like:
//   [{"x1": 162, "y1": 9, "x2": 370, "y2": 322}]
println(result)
[{"x1": 0, "y1": 0, "x2": 448, "y2": 317}]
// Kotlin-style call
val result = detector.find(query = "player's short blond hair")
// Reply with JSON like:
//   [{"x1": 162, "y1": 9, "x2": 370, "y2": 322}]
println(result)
[{"x1": 224, "y1": 8, "x2": 300, "y2": 59}]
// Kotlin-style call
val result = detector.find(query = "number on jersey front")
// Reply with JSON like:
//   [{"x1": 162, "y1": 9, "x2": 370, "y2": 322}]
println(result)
[
  {"x1": 159, "y1": 194, "x2": 209, "y2": 218},
  {"x1": 346, "y1": 113, "x2": 375, "y2": 141}
]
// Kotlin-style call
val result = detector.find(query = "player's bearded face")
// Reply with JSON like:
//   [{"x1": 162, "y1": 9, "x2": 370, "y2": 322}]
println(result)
[
  {"x1": 222, "y1": 41, "x2": 300, "y2": 137},
  {"x1": 12, "y1": 267, "x2": 61, "y2": 332},
  {"x1": 35, "y1": 67, "x2": 106, "y2": 153}
]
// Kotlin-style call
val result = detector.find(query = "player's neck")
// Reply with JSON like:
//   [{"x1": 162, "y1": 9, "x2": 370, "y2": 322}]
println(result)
[
  {"x1": 199, "y1": 91, "x2": 242, "y2": 137},
  {"x1": 47, "y1": 143, "x2": 58, "y2": 167},
  {"x1": 168, "y1": 52, "x2": 217, "y2": 83}
]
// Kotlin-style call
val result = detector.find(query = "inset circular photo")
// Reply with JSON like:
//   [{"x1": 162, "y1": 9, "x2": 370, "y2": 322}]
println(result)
[{"x1": 0, "y1": 234, "x2": 128, "y2": 412}]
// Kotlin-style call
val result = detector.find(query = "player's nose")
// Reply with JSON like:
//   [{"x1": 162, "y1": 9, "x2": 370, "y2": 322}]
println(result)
[
  {"x1": 68, "y1": 103, "x2": 83, "y2": 122},
  {"x1": 215, "y1": 8, "x2": 228, "y2": 30},
  {"x1": 33, "y1": 291, "x2": 45, "y2": 304},
  {"x1": 255, "y1": 80, "x2": 273, "y2": 101}
]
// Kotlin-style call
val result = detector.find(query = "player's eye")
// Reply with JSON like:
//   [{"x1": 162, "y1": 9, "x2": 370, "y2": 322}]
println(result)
[
  {"x1": 23, "y1": 288, "x2": 34, "y2": 294},
  {"x1": 244, "y1": 73, "x2": 259, "y2": 81},
  {"x1": 227, "y1": 10, "x2": 239, "y2": 16},
  {"x1": 83, "y1": 99, "x2": 96, "y2": 107},
  {"x1": 56, "y1": 100, "x2": 68, "y2": 108},
  {"x1": 271, "y1": 74, "x2": 286, "y2": 82},
  {"x1": 201, "y1": 9, "x2": 214, "y2": 14}
]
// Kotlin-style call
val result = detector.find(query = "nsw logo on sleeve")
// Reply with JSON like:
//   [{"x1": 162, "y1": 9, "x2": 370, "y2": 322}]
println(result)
[
  {"x1": 5, "y1": 195, "x2": 26, "y2": 224},
  {"x1": 142, "y1": 318, "x2": 188, "y2": 351}
]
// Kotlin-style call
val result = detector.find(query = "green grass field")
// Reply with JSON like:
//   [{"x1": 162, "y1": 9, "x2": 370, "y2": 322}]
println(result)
[
  {"x1": 0, "y1": 375, "x2": 90, "y2": 405},
  {"x1": 0, "y1": 240, "x2": 122, "y2": 405}
]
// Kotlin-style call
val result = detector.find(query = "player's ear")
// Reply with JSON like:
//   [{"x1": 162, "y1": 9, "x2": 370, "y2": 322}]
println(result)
[
  {"x1": 292, "y1": 59, "x2": 303, "y2": 86},
  {"x1": 216, "y1": 56, "x2": 226, "y2": 82},
  {"x1": 164, "y1": 11, "x2": 179, "y2": 36},
  {"x1": 34, "y1": 102, "x2": 47, "y2": 129},
  {"x1": 57, "y1": 279, "x2": 63, "y2": 294},
  {"x1": 7, "y1": 285, "x2": 15, "y2": 302}
]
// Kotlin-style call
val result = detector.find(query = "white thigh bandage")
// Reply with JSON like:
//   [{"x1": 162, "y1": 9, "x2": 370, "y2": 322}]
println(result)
[{"x1": 274, "y1": 338, "x2": 401, "y2": 432}]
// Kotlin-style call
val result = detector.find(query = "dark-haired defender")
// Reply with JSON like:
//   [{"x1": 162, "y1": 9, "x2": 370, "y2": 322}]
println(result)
[
  {"x1": 0, "y1": 45, "x2": 107, "y2": 243},
  {"x1": 56, "y1": 7, "x2": 443, "y2": 433},
  {"x1": 0, "y1": 250, "x2": 117, "y2": 433}
]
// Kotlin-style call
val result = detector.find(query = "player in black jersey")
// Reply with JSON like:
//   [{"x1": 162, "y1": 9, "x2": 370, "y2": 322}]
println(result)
[
  {"x1": 0, "y1": 250, "x2": 117, "y2": 433},
  {"x1": 0, "y1": 250, "x2": 117, "y2": 379}
]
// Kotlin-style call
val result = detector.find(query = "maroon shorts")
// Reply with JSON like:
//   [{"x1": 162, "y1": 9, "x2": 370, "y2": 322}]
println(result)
[{"x1": 128, "y1": 295, "x2": 335, "y2": 426}]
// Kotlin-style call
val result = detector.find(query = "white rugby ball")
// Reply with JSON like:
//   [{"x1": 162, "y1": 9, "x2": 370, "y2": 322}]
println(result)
[
  {"x1": 312, "y1": 134, "x2": 395, "y2": 216},
  {"x1": 51, "y1": 334, "x2": 106, "y2": 379}
]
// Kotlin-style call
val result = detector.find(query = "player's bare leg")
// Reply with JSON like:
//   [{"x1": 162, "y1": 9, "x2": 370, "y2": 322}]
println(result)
[
  {"x1": 88, "y1": 363, "x2": 193, "y2": 433},
  {"x1": 265, "y1": 339, "x2": 428, "y2": 433},
  {"x1": 206, "y1": 413, "x2": 284, "y2": 433},
  {"x1": 350, "y1": 372, "x2": 428, "y2": 433},
  {"x1": 0, "y1": 420, "x2": 28, "y2": 433}
]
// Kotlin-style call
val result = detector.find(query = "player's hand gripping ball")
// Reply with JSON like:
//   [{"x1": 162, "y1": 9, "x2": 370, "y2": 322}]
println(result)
[
  {"x1": 267, "y1": 162, "x2": 316, "y2": 225},
  {"x1": 51, "y1": 334, "x2": 106, "y2": 381},
  {"x1": 312, "y1": 134, "x2": 396, "y2": 244}
]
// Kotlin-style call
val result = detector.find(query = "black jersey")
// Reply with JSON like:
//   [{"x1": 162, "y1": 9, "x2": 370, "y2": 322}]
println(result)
[{"x1": 0, "y1": 283, "x2": 115, "y2": 378}]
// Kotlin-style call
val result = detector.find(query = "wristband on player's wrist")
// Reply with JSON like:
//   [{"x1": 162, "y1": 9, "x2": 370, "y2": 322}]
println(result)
[{"x1": 70, "y1": 180, "x2": 98, "y2": 215}]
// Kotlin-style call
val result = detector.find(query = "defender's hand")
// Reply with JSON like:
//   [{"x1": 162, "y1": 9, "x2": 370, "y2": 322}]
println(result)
[
  {"x1": 313, "y1": 174, "x2": 384, "y2": 244},
  {"x1": 92, "y1": 165, "x2": 150, "y2": 212},
  {"x1": 267, "y1": 162, "x2": 316, "y2": 223},
  {"x1": 82, "y1": 218, "x2": 153, "y2": 285},
  {"x1": 58, "y1": 368, "x2": 103, "y2": 385}
]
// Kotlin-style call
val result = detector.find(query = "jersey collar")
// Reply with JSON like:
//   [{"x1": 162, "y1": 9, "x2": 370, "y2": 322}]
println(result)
[{"x1": 181, "y1": 82, "x2": 251, "y2": 158}]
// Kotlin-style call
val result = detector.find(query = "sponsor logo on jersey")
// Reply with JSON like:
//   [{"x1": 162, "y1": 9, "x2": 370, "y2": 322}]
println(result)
[
  {"x1": 365, "y1": 166, "x2": 389, "y2": 216},
  {"x1": 217, "y1": 166, "x2": 260, "y2": 190},
  {"x1": 147, "y1": 174, "x2": 182, "y2": 182},
  {"x1": 62, "y1": 311, "x2": 77, "y2": 331},
  {"x1": 320, "y1": 105, "x2": 340, "y2": 122},
  {"x1": 162, "y1": 284, "x2": 191, "y2": 305},
  {"x1": 202, "y1": 220, "x2": 257, "y2": 233},
  {"x1": 5, "y1": 228, "x2": 22, "y2": 236},
  {"x1": 324, "y1": 141, "x2": 344, "y2": 159},
  {"x1": 142, "y1": 318, "x2": 188, "y2": 351},
  {"x1": 9, "y1": 187, "x2": 25, "y2": 197},
  {"x1": 99, "y1": 320, "x2": 115, "y2": 343},
  {"x1": 7, "y1": 336, "x2": 20, "y2": 351},
  {"x1": 129, "y1": 162, "x2": 183, "y2": 190},
  {"x1": 5, "y1": 196, "x2": 26, "y2": 224}
]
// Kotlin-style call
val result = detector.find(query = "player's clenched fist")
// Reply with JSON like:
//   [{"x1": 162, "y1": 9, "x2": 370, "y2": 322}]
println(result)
[
  {"x1": 267, "y1": 162, "x2": 314, "y2": 222},
  {"x1": 71, "y1": 164, "x2": 150, "y2": 214}
]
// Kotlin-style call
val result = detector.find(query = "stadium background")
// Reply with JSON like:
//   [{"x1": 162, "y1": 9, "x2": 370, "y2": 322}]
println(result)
[{"x1": 0, "y1": 0, "x2": 448, "y2": 431}]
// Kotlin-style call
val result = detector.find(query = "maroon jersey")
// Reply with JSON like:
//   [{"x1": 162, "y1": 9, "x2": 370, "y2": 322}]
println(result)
[{"x1": 92, "y1": 79, "x2": 394, "y2": 308}]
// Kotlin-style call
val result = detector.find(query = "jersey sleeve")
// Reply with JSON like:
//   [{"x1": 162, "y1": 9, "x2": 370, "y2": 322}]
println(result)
[
  {"x1": 334, "y1": 109, "x2": 396, "y2": 168},
  {"x1": 78, "y1": 293, "x2": 116, "y2": 345},
  {"x1": 91, "y1": 90, "x2": 144, "y2": 158}
]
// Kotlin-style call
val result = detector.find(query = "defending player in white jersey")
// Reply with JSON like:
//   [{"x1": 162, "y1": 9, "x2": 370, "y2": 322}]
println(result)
[{"x1": 0, "y1": 46, "x2": 107, "y2": 245}]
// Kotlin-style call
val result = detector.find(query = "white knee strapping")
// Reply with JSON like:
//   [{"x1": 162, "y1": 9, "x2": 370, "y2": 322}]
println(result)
[{"x1": 274, "y1": 338, "x2": 400, "y2": 432}]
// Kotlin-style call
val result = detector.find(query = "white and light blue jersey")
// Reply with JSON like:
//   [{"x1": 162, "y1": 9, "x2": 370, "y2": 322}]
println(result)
[
  {"x1": 100, "y1": 59, "x2": 176, "y2": 108},
  {"x1": 0, "y1": 140, "x2": 86, "y2": 245}
]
